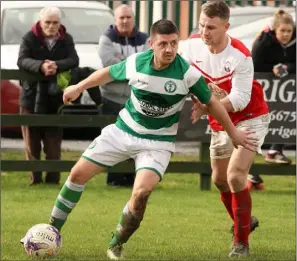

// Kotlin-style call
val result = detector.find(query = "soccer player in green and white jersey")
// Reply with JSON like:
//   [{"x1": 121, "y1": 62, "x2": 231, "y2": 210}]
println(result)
[{"x1": 45, "y1": 19, "x2": 257, "y2": 260}]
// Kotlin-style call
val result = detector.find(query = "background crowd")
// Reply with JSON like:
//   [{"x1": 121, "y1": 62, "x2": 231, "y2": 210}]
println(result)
[{"x1": 15, "y1": 3, "x2": 296, "y2": 188}]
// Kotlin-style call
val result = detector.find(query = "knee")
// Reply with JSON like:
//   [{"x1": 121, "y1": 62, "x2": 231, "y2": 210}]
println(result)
[
  {"x1": 130, "y1": 187, "x2": 152, "y2": 213},
  {"x1": 227, "y1": 167, "x2": 245, "y2": 189},
  {"x1": 69, "y1": 166, "x2": 86, "y2": 185},
  {"x1": 212, "y1": 171, "x2": 229, "y2": 191}
]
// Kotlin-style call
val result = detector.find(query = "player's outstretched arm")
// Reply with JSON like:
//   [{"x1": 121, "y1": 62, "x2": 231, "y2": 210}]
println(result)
[
  {"x1": 205, "y1": 95, "x2": 258, "y2": 152},
  {"x1": 63, "y1": 67, "x2": 113, "y2": 104},
  {"x1": 77, "y1": 67, "x2": 113, "y2": 91}
]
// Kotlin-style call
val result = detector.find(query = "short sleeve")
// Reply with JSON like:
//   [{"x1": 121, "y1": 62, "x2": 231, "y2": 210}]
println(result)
[
  {"x1": 180, "y1": 39, "x2": 192, "y2": 64},
  {"x1": 185, "y1": 66, "x2": 211, "y2": 104},
  {"x1": 109, "y1": 60, "x2": 127, "y2": 81}
]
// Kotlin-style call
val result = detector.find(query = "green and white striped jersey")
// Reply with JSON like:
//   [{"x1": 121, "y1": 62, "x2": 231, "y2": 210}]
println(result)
[{"x1": 109, "y1": 49, "x2": 211, "y2": 142}]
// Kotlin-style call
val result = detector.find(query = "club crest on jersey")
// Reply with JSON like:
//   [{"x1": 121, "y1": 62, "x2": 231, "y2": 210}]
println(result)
[
  {"x1": 224, "y1": 61, "x2": 231, "y2": 73},
  {"x1": 164, "y1": 80, "x2": 177, "y2": 93}
]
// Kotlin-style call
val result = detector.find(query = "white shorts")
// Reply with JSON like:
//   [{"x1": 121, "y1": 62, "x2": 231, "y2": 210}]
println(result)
[
  {"x1": 210, "y1": 114, "x2": 270, "y2": 159},
  {"x1": 82, "y1": 124, "x2": 175, "y2": 180}
]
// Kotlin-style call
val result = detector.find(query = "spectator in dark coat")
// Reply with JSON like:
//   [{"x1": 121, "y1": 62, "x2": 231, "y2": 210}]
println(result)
[
  {"x1": 252, "y1": 9, "x2": 295, "y2": 166},
  {"x1": 17, "y1": 6, "x2": 79, "y2": 185},
  {"x1": 248, "y1": 10, "x2": 295, "y2": 190}
]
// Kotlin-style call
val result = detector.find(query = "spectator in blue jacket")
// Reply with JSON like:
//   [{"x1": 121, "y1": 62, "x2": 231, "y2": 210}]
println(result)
[{"x1": 98, "y1": 4, "x2": 149, "y2": 186}]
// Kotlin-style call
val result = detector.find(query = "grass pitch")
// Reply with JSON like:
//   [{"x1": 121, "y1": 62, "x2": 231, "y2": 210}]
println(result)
[{"x1": 1, "y1": 150, "x2": 295, "y2": 260}]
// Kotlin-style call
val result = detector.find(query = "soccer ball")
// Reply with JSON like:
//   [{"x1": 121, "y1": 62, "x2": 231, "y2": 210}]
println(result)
[{"x1": 21, "y1": 223, "x2": 62, "y2": 258}]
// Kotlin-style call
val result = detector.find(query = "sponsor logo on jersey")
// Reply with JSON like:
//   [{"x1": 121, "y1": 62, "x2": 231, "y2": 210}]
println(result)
[
  {"x1": 138, "y1": 93, "x2": 172, "y2": 117},
  {"x1": 137, "y1": 79, "x2": 149, "y2": 85}
]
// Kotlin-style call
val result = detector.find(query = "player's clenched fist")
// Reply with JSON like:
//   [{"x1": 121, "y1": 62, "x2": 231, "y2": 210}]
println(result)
[{"x1": 63, "y1": 85, "x2": 82, "y2": 104}]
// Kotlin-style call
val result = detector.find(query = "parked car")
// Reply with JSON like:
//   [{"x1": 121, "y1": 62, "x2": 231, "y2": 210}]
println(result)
[
  {"x1": 1, "y1": 1, "x2": 114, "y2": 69},
  {"x1": 1, "y1": 1, "x2": 114, "y2": 139},
  {"x1": 1, "y1": 80, "x2": 21, "y2": 135}
]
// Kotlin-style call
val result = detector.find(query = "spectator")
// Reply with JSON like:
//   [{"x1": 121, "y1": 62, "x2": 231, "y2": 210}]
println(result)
[
  {"x1": 98, "y1": 4, "x2": 149, "y2": 187},
  {"x1": 252, "y1": 10, "x2": 295, "y2": 165},
  {"x1": 248, "y1": 9, "x2": 295, "y2": 190},
  {"x1": 17, "y1": 6, "x2": 79, "y2": 185}
]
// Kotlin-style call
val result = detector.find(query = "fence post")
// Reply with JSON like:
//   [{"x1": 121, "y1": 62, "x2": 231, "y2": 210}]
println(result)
[
  {"x1": 235, "y1": 0, "x2": 244, "y2": 6},
  {"x1": 261, "y1": 0, "x2": 267, "y2": 6},
  {"x1": 195, "y1": 1, "x2": 202, "y2": 31},
  {"x1": 274, "y1": 0, "x2": 281, "y2": 6},
  {"x1": 162, "y1": 1, "x2": 168, "y2": 18},
  {"x1": 199, "y1": 142, "x2": 211, "y2": 190},
  {"x1": 174, "y1": 0, "x2": 180, "y2": 32},
  {"x1": 139, "y1": 1, "x2": 149, "y2": 33},
  {"x1": 135, "y1": 0, "x2": 140, "y2": 29},
  {"x1": 248, "y1": 0, "x2": 254, "y2": 6},
  {"x1": 107, "y1": 0, "x2": 113, "y2": 9},
  {"x1": 226, "y1": 0, "x2": 232, "y2": 6},
  {"x1": 188, "y1": 0, "x2": 194, "y2": 36},
  {"x1": 148, "y1": 1, "x2": 154, "y2": 32}
]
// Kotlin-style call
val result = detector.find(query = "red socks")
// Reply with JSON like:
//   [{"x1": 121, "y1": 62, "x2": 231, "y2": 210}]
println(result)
[
  {"x1": 220, "y1": 188, "x2": 252, "y2": 245},
  {"x1": 232, "y1": 187, "x2": 251, "y2": 246},
  {"x1": 220, "y1": 191, "x2": 234, "y2": 220}
]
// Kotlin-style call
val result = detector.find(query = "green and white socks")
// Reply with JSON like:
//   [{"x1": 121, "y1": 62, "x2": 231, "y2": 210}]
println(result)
[
  {"x1": 109, "y1": 203, "x2": 143, "y2": 248},
  {"x1": 49, "y1": 177, "x2": 85, "y2": 231},
  {"x1": 49, "y1": 178, "x2": 143, "y2": 249}
]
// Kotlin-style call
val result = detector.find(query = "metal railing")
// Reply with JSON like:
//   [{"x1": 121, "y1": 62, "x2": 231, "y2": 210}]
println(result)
[{"x1": 103, "y1": 0, "x2": 295, "y2": 38}]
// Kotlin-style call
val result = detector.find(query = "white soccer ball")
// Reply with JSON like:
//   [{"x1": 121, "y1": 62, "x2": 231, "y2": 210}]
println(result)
[{"x1": 21, "y1": 223, "x2": 62, "y2": 258}]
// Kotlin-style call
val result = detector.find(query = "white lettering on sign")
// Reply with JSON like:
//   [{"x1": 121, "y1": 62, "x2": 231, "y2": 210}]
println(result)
[{"x1": 258, "y1": 78, "x2": 296, "y2": 103}]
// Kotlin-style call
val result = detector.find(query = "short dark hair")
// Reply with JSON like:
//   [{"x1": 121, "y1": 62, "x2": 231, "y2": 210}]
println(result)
[
  {"x1": 150, "y1": 19, "x2": 179, "y2": 36},
  {"x1": 201, "y1": 0, "x2": 230, "y2": 21}
]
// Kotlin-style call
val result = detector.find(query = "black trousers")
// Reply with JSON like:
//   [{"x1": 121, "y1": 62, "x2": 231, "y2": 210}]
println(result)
[
  {"x1": 269, "y1": 144, "x2": 284, "y2": 153},
  {"x1": 102, "y1": 98, "x2": 135, "y2": 186}
]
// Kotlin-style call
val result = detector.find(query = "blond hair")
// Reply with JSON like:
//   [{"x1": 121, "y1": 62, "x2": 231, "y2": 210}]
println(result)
[{"x1": 272, "y1": 9, "x2": 295, "y2": 30}]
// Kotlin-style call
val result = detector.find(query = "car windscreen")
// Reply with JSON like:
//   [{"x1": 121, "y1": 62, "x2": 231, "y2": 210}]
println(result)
[{"x1": 1, "y1": 7, "x2": 114, "y2": 44}]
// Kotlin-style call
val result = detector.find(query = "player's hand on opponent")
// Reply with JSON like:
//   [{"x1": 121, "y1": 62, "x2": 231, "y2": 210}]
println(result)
[
  {"x1": 190, "y1": 95, "x2": 209, "y2": 124},
  {"x1": 208, "y1": 82, "x2": 228, "y2": 99},
  {"x1": 63, "y1": 85, "x2": 82, "y2": 104},
  {"x1": 231, "y1": 128, "x2": 259, "y2": 152}
]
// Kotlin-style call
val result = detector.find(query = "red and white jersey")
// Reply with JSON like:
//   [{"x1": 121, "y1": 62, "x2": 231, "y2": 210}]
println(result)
[{"x1": 182, "y1": 34, "x2": 269, "y2": 131}]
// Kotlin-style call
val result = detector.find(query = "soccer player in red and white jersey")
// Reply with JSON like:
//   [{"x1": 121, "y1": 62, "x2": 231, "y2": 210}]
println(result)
[{"x1": 181, "y1": 0, "x2": 270, "y2": 257}]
